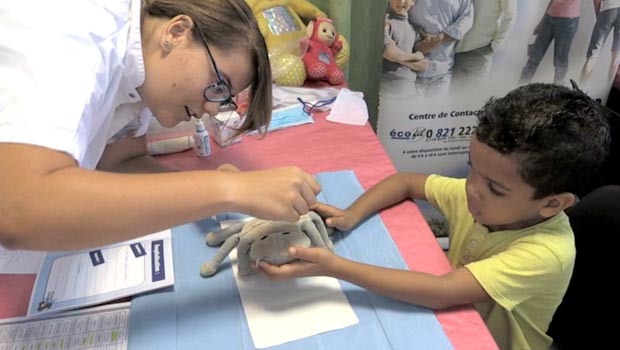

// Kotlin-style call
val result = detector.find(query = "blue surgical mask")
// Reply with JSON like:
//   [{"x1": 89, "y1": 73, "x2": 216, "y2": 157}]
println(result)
[{"x1": 265, "y1": 104, "x2": 314, "y2": 132}]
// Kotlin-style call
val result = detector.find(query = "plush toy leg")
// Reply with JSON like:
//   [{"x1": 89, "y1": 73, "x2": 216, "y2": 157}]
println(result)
[
  {"x1": 200, "y1": 233, "x2": 242, "y2": 277},
  {"x1": 306, "y1": 62, "x2": 328, "y2": 80},
  {"x1": 303, "y1": 212, "x2": 334, "y2": 250},
  {"x1": 236, "y1": 234, "x2": 257, "y2": 276},
  {"x1": 327, "y1": 68, "x2": 345, "y2": 85},
  {"x1": 206, "y1": 222, "x2": 245, "y2": 246}
]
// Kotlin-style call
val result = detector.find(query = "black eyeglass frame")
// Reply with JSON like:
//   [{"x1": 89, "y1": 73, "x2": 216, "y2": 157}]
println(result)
[{"x1": 192, "y1": 20, "x2": 237, "y2": 113}]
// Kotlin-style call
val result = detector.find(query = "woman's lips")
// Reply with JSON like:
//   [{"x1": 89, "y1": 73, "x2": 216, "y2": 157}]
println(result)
[{"x1": 184, "y1": 106, "x2": 196, "y2": 120}]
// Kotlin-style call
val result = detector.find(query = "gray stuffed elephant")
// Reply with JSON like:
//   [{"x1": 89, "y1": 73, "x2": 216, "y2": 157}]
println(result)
[{"x1": 200, "y1": 211, "x2": 333, "y2": 277}]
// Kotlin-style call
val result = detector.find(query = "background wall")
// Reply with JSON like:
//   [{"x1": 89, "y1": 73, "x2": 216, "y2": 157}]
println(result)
[{"x1": 310, "y1": 0, "x2": 385, "y2": 130}]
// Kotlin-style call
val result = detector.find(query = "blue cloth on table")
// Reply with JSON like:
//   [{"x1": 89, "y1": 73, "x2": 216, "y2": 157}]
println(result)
[{"x1": 128, "y1": 170, "x2": 452, "y2": 350}]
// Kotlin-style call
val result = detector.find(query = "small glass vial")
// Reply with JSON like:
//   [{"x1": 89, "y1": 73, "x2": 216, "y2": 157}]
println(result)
[{"x1": 193, "y1": 118, "x2": 211, "y2": 157}]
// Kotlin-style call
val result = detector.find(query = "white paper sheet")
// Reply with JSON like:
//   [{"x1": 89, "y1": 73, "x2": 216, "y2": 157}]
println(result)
[
  {"x1": 231, "y1": 248, "x2": 359, "y2": 348},
  {"x1": 0, "y1": 245, "x2": 45, "y2": 274}
]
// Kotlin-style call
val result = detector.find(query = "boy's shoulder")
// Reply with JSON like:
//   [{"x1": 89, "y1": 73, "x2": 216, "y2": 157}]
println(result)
[
  {"x1": 510, "y1": 213, "x2": 575, "y2": 262},
  {"x1": 424, "y1": 175, "x2": 468, "y2": 212},
  {"x1": 426, "y1": 174, "x2": 465, "y2": 187},
  {"x1": 425, "y1": 174, "x2": 466, "y2": 196},
  {"x1": 520, "y1": 212, "x2": 573, "y2": 238}
]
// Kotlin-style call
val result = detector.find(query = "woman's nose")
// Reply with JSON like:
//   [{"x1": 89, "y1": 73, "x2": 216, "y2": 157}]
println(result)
[{"x1": 202, "y1": 101, "x2": 220, "y2": 118}]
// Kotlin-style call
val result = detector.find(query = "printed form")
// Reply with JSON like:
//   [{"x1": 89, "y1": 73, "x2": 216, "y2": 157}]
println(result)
[
  {"x1": 27, "y1": 230, "x2": 174, "y2": 317},
  {"x1": 0, "y1": 302, "x2": 130, "y2": 350}
]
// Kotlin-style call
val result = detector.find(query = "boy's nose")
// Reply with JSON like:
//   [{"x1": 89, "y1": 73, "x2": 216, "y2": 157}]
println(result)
[{"x1": 465, "y1": 172, "x2": 481, "y2": 200}]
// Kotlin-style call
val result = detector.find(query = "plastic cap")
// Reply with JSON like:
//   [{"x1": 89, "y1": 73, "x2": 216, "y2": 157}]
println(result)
[{"x1": 195, "y1": 118, "x2": 206, "y2": 132}]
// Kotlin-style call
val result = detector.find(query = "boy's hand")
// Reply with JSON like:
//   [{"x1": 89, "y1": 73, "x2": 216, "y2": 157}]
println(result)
[
  {"x1": 310, "y1": 202, "x2": 358, "y2": 231},
  {"x1": 256, "y1": 246, "x2": 335, "y2": 281}
]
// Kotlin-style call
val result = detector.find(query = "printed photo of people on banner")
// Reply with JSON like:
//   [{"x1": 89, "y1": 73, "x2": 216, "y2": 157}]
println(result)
[{"x1": 377, "y1": 0, "x2": 619, "y2": 226}]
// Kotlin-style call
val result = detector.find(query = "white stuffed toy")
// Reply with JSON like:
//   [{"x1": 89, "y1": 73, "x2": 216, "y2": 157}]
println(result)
[{"x1": 200, "y1": 211, "x2": 333, "y2": 277}]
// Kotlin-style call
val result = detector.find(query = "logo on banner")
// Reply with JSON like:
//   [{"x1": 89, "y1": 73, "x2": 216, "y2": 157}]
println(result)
[
  {"x1": 389, "y1": 125, "x2": 477, "y2": 143},
  {"x1": 389, "y1": 128, "x2": 426, "y2": 142}
]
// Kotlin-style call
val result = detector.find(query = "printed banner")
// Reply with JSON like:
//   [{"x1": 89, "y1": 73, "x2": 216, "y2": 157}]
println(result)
[{"x1": 377, "y1": 0, "x2": 618, "y2": 219}]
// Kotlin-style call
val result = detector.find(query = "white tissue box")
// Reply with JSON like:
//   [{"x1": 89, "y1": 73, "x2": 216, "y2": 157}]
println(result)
[{"x1": 206, "y1": 111, "x2": 243, "y2": 147}]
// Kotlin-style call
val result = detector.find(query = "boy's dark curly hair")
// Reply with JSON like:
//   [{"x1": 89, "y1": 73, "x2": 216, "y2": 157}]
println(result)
[{"x1": 476, "y1": 83, "x2": 611, "y2": 199}]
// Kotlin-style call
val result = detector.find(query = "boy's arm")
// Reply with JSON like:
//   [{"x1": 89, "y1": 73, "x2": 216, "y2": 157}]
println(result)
[
  {"x1": 312, "y1": 173, "x2": 428, "y2": 231},
  {"x1": 331, "y1": 257, "x2": 490, "y2": 309},
  {"x1": 259, "y1": 246, "x2": 490, "y2": 309},
  {"x1": 403, "y1": 58, "x2": 428, "y2": 72},
  {"x1": 345, "y1": 172, "x2": 429, "y2": 227},
  {"x1": 383, "y1": 38, "x2": 424, "y2": 64}
]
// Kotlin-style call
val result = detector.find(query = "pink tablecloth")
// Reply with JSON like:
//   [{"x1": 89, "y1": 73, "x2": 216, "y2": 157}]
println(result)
[{"x1": 156, "y1": 111, "x2": 498, "y2": 350}]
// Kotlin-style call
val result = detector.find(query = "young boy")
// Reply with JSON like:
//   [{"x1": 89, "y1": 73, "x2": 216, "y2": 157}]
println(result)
[{"x1": 258, "y1": 83, "x2": 611, "y2": 350}]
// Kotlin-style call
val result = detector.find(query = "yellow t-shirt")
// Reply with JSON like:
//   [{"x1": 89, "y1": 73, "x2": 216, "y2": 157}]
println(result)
[{"x1": 424, "y1": 175, "x2": 575, "y2": 350}]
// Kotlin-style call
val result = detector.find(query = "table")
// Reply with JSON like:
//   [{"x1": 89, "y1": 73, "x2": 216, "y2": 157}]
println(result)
[
  {"x1": 0, "y1": 110, "x2": 497, "y2": 350},
  {"x1": 153, "y1": 110, "x2": 498, "y2": 350}
]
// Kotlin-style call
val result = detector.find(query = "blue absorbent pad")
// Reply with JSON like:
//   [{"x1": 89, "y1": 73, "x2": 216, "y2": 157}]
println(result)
[{"x1": 128, "y1": 170, "x2": 453, "y2": 350}]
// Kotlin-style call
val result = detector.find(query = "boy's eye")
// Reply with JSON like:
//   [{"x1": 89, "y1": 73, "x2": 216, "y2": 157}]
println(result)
[{"x1": 488, "y1": 183, "x2": 504, "y2": 196}]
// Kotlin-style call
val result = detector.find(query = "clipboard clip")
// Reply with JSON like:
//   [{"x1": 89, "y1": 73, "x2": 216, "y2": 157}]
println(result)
[{"x1": 37, "y1": 291, "x2": 55, "y2": 311}]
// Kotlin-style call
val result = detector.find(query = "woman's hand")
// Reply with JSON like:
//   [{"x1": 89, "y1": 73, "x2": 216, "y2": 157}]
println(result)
[{"x1": 229, "y1": 166, "x2": 321, "y2": 222}]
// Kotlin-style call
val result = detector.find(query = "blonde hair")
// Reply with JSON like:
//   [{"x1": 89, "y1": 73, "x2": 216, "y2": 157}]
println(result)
[{"x1": 142, "y1": 0, "x2": 272, "y2": 134}]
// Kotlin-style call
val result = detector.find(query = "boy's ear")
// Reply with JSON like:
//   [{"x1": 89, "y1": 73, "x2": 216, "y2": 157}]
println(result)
[{"x1": 538, "y1": 193, "x2": 576, "y2": 218}]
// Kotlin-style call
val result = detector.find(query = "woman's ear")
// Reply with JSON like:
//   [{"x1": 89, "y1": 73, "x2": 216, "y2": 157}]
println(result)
[
  {"x1": 538, "y1": 192, "x2": 576, "y2": 218},
  {"x1": 162, "y1": 15, "x2": 194, "y2": 52}
]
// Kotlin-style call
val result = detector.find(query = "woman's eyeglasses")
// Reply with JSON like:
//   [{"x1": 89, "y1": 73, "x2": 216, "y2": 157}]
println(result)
[{"x1": 193, "y1": 20, "x2": 237, "y2": 113}]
